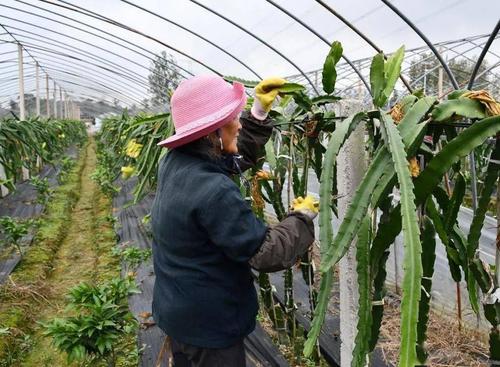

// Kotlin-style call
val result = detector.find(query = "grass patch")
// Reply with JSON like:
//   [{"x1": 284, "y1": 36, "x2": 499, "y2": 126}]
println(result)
[
  {"x1": 0, "y1": 139, "x2": 139, "y2": 367},
  {"x1": 0, "y1": 142, "x2": 87, "y2": 363}
]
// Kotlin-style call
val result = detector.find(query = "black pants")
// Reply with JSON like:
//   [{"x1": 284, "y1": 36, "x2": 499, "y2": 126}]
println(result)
[{"x1": 171, "y1": 338, "x2": 246, "y2": 367}]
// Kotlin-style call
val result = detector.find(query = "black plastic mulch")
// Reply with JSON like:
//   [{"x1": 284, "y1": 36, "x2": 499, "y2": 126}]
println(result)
[
  {"x1": 113, "y1": 177, "x2": 289, "y2": 367},
  {"x1": 0, "y1": 146, "x2": 78, "y2": 284}
]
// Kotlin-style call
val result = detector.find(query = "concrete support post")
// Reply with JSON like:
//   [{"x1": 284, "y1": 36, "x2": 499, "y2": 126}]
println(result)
[
  {"x1": 45, "y1": 74, "x2": 50, "y2": 117},
  {"x1": 35, "y1": 64, "x2": 42, "y2": 169},
  {"x1": 63, "y1": 94, "x2": 67, "y2": 119},
  {"x1": 35, "y1": 63, "x2": 40, "y2": 116},
  {"x1": 0, "y1": 163, "x2": 9, "y2": 197},
  {"x1": 338, "y1": 123, "x2": 366, "y2": 366},
  {"x1": 53, "y1": 81, "x2": 57, "y2": 118},
  {"x1": 59, "y1": 88, "x2": 63, "y2": 119},
  {"x1": 18, "y1": 44, "x2": 25, "y2": 121},
  {"x1": 18, "y1": 44, "x2": 30, "y2": 180}
]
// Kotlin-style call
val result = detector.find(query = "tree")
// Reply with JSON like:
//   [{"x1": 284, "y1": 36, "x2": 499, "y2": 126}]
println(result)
[
  {"x1": 148, "y1": 51, "x2": 181, "y2": 108},
  {"x1": 408, "y1": 52, "x2": 490, "y2": 96}
]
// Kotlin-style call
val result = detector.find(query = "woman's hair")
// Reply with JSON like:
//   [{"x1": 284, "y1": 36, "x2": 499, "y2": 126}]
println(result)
[{"x1": 182, "y1": 132, "x2": 223, "y2": 159}]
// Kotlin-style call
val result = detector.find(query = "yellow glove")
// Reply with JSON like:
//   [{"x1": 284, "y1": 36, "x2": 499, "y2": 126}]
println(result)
[
  {"x1": 291, "y1": 195, "x2": 319, "y2": 220},
  {"x1": 251, "y1": 77, "x2": 287, "y2": 120}
]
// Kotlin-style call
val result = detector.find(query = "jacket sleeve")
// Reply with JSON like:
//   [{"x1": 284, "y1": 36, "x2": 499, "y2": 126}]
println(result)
[
  {"x1": 236, "y1": 110, "x2": 274, "y2": 172},
  {"x1": 199, "y1": 176, "x2": 268, "y2": 263},
  {"x1": 249, "y1": 212, "x2": 315, "y2": 273}
]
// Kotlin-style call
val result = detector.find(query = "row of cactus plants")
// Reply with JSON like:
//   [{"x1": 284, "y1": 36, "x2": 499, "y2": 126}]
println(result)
[
  {"x1": 94, "y1": 41, "x2": 499, "y2": 366},
  {"x1": 302, "y1": 44, "x2": 500, "y2": 366},
  {"x1": 0, "y1": 116, "x2": 87, "y2": 192}
]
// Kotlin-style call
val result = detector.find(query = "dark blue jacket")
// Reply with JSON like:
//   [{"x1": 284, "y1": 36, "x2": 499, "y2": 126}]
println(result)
[{"x1": 151, "y1": 113, "x2": 271, "y2": 348}]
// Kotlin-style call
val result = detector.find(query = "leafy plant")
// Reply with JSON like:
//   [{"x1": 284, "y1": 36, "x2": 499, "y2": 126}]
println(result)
[
  {"x1": 43, "y1": 277, "x2": 139, "y2": 366},
  {"x1": 90, "y1": 165, "x2": 120, "y2": 198},
  {"x1": 30, "y1": 176, "x2": 53, "y2": 205},
  {"x1": 322, "y1": 41, "x2": 343, "y2": 94},
  {"x1": 0, "y1": 216, "x2": 34, "y2": 254},
  {"x1": 92, "y1": 40, "x2": 500, "y2": 367},
  {"x1": 303, "y1": 44, "x2": 500, "y2": 367},
  {"x1": 58, "y1": 156, "x2": 75, "y2": 184},
  {"x1": 112, "y1": 245, "x2": 152, "y2": 274},
  {"x1": 370, "y1": 46, "x2": 405, "y2": 107},
  {"x1": 0, "y1": 117, "x2": 86, "y2": 193}
]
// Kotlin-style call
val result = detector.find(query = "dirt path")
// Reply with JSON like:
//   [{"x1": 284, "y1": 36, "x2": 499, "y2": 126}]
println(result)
[{"x1": 20, "y1": 138, "x2": 119, "y2": 366}]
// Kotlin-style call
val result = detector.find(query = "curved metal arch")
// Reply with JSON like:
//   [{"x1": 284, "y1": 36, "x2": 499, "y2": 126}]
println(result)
[
  {"x1": 381, "y1": 0, "x2": 459, "y2": 90},
  {"x1": 27, "y1": 69, "x2": 146, "y2": 106},
  {"x1": 21, "y1": 56, "x2": 150, "y2": 100},
  {"x1": 0, "y1": 8, "x2": 182, "y2": 85},
  {"x1": 0, "y1": 50, "x2": 17, "y2": 57},
  {"x1": 8, "y1": 1, "x2": 193, "y2": 79},
  {"x1": 19, "y1": 55, "x2": 150, "y2": 97},
  {"x1": 288, "y1": 34, "x2": 500, "y2": 98},
  {"x1": 0, "y1": 85, "x2": 137, "y2": 110},
  {"x1": 463, "y1": 34, "x2": 500, "y2": 61},
  {"x1": 468, "y1": 19, "x2": 500, "y2": 89},
  {"x1": 0, "y1": 23, "x2": 72, "y2": 100},
  {"x1": 188, "y1": 0, "x2": 320, "y2": 95},
  {"x1": 0, "y1": 39, "x2": 150, "y2": 95},
  {"x1": 22, "y1": 46, "x2": 184, "y2": 105},
  {"x1": 338, "y1": 36, "x2": 497, "y2": 93},
  {"x1": 0, "y1": 36, "x2": 150, "y2": 103},
  {"x1": 0, "y1": 73, "x2": 34, "y2": 83},
  {"x1": 44, "y1": 0, "x2": 257, "y2": 99},
  {"x1": 0, "y1": 46, "x2": 141, "y2": 109},
  {"x1": 71, "y1": 0, "x2": 262, "y2": 80},
  {"x1": 381, "y1": 0, "x2": 494, "y2": 218},
  {"x1": 0, "y1": 72, "x2": 141, "y2": 107},
  {"x1": 400, "y1": 36, "x2": 500, "y2": 94},
  {"x1": 29, "y1": 0, "x2": 222, "y2": 77},
  {"x1": 406, "y1": 38, "x2": 497, "y2": 89},
  {"x1": 0, "y1": 83, "x2": 137, "y2": 110},
  {"x1": 25, "y1": 62, "x2": 148, "y2": 101},
  {"x1": 322, "y1": 34, "x2": 468, "y2": 88},
  {"x1": 2, "y1": 28, "x2": 152, "y2": 89},
  {"x1": 292, "y1": 35, "x2": 474, "y2": 96},
  {"x1": 307, "y1": 0, "x2": 413, "y2": 93},
  {"x1": 264, "y1": 0, "x2": 372, "y2": 96},
  {"x1": 329, "y1": 35, "x2": 500, "y2": 97},
  {"x1": 14, "y1": 0, "x2": 193, "y2": 78},
  {"x1": 474, "y1": 60, "x2": 500, "y2": 88},
  {"x1": 0, "y1": 27, "x2": 147, "y2": 87},
  {"x1": 0, "y1": 73, "x2": 141, "y2": 107},
  {"x1": 0, "y1": 63, "x2": 18, "y2": 71}
]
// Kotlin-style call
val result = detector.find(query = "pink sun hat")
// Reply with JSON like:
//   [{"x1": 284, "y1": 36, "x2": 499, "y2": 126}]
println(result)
[{"x1": 158, "y1": 75, "x2": 247, "y2": 149}]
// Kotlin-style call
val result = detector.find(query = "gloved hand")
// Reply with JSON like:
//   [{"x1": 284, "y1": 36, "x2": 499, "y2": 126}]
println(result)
[
  {"x1": 291, "y1": 195, "x2": 319, "y2": 220},
  {"x1": 251, "y1": 77, "x2": 287, "y2": 120}
]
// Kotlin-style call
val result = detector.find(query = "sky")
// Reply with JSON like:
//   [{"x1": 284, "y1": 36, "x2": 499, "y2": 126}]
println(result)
[{"x1": 0, "y1": 0, "x2": 499, "y2": 109}]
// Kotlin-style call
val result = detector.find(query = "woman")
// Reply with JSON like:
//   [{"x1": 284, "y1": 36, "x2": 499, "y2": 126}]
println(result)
[{"x1": 151, "y1": 75, "x2": 317, "y2": 367}]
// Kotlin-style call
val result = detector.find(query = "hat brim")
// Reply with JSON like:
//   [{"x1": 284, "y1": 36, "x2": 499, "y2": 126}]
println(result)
[{"x1": 158, "y1": 83, "x2": 247, "y2": 149}]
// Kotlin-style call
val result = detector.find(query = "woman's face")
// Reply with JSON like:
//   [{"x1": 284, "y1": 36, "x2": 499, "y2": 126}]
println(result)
[{"x1": 220, "y1": 116, "x2": 242, "y2": 154}]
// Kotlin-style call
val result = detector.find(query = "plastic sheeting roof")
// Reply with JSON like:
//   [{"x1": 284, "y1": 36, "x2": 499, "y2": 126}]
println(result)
[{"x1": 1, "y1": 0, "x2": 499, "y2": 109}]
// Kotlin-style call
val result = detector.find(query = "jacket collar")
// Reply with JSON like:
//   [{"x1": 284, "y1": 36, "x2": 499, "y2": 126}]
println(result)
[{"x1": 175, "y1": 140, "x2": 241, "y2": 175}]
